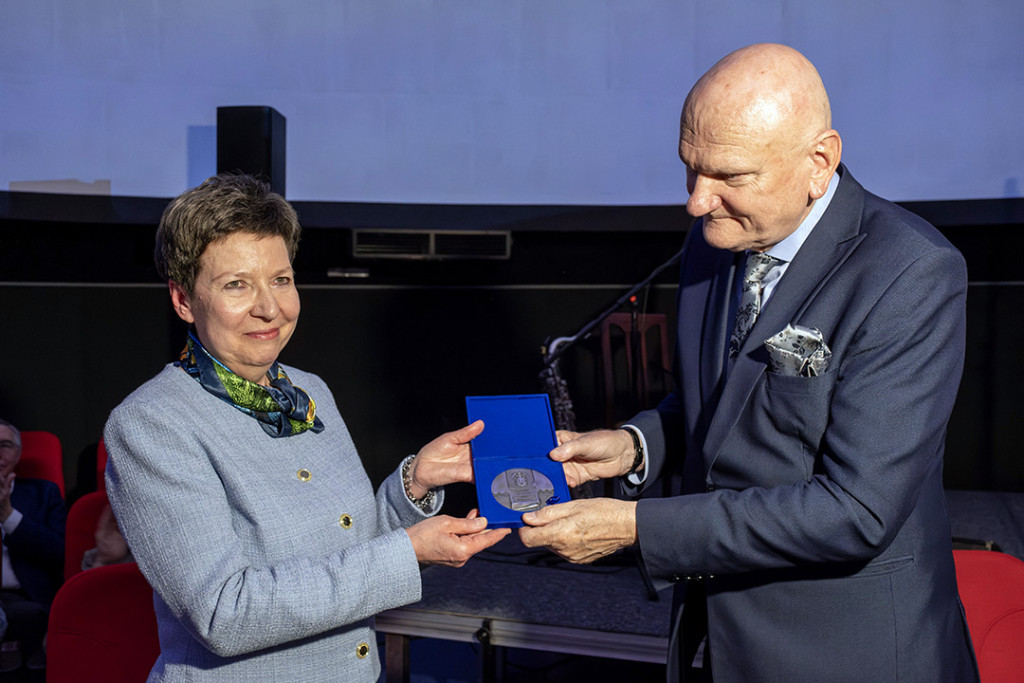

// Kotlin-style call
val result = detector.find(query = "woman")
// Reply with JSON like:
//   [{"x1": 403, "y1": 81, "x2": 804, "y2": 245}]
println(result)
[{"x1": 104, "y1": 174, "x2": 509, "y2": 681}]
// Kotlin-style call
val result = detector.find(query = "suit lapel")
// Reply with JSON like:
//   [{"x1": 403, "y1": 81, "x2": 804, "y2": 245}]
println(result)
[
  {"x1": 701, "y1": 167, "x2": 867, "y2": 469},
  {"x1": 698, "y1": 249, "x2": 739, "y2": 420},
  {"x1": 675, "y1": 222, "x2": 738, "y2": 446}
]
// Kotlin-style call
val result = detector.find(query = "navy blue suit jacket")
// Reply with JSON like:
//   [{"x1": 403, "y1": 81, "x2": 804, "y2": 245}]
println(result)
[
  {"x1": 629, "y1": 168, "x2": 979, "y2": 682},
  {"x1": 6, "y1": 477, "x2": 65, "y2": 608}
]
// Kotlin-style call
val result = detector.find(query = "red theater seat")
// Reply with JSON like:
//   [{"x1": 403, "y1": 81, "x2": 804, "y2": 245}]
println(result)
[
  {"x1": 16, "y1": 430, "x2": 64, "y2": 497},
  {"x1": 63, "y1": 490, "x2": 111, "y2": 581},
  {"x1": 47, "y1": 562, "x2": 159, "y2": 682},
  {"x1": 954, "y1": 549, "x2": 1024, "y2": 681}
]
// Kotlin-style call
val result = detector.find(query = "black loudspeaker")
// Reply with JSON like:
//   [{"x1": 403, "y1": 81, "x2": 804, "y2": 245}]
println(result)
[{"x1": 216, "y1": 106, "x2": 287, "y2": 196}]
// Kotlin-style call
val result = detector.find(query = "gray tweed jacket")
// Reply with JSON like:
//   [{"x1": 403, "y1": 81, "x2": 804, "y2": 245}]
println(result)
[{"x1": 105, "y1": 363, "x2": 437, "y2": 682}]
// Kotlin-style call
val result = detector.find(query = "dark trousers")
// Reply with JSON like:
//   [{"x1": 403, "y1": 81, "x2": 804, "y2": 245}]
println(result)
[
  {"x1": 669, "y1": 580, "x2": 712, "y2": 682},
  {"x1": 1, "y1": 590, "x2": 48, "y2": 654}
]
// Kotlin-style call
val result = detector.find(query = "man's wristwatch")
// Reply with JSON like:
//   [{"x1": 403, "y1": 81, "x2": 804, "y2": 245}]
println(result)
[{"x1": 620, "y1": 426, "x2": 644, "y2": 475}]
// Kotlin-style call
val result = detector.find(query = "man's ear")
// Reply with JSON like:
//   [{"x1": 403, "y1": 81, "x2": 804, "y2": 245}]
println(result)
[
  {"x1": 168, "y1": 280, "x2": 195, "y2": 324},
  {"x1": 809, "y1": 129, "x2": 842, "y2": 200}
]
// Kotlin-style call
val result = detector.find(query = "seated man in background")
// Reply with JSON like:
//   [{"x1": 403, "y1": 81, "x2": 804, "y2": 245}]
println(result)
[{"x1": 0, "y1": 418, "x2": 65, "y2": 672}]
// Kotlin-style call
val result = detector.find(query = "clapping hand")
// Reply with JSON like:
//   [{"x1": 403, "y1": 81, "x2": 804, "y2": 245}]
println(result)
[{"x1": 0, "y1": 472, "x2": 14, "y2": 522}]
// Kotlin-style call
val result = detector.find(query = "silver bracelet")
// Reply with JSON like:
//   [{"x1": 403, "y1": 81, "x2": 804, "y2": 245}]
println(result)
[{"x1": 401, "y1": 455, "x2": 437, "y2": 511}]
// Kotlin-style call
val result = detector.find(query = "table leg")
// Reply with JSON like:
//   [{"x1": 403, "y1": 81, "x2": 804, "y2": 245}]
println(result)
[
  {"x1": 476, "y1": 619, "x2": 496, "y2": 683},
  {"x1": 385, "y1": 632, "x2": 409, "y2": 683}
]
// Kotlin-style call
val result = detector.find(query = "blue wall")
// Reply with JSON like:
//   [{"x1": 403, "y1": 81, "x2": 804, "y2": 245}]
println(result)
[{"x1": 1, "y1": 0, "x2": 1022, "y2": 203}]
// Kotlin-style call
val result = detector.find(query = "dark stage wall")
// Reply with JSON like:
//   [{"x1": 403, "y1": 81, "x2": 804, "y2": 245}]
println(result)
[
  {"x1": 0, "y1": 280, "x2": 680, "y2": 499},
  {"x1": 1, "y1": 194, "x2": 1021, "y2": 501}
]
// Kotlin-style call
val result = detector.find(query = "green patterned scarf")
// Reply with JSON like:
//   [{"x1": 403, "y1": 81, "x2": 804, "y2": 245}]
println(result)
[{"x1": 178, "y1": 332, "x2": 325, "y2": 438}]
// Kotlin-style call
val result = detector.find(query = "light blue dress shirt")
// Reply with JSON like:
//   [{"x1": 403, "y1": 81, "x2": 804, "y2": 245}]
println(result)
[{"x1": 626, "y1": 168, "x2": 842, "y2": 486}]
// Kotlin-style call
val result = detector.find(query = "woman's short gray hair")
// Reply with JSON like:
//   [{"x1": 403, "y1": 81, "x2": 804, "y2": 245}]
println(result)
[{"x1": 154, "y1": 174, "x2": 301, "y2": 295}]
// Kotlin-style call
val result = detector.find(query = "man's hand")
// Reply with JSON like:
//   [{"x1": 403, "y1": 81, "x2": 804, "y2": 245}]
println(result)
[
  {"x1": 518, "y1": 498, "x2": 638, "y2": 564},
  {"x1": 406, "y1": 421, "x2": 484, "y2": 499},
  {"x1": 0, "y1": 472, "x2": 15, "y2": 522},
  {"x1": 406, "y1": 509, "x2": 511, "y2": 567},
  {"x1": 549, "y1": 429, "x2": 636, "y2": 487}
]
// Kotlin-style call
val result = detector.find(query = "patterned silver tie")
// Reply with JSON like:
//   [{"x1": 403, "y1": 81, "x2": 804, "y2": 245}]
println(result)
[{"x1": 729, "y1": 252, "x2": 784, "y2": 359}]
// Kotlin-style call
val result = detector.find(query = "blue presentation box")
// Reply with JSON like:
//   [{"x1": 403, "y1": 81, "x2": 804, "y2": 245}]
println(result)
[{"x1": 466, "y1": 394, "x2": 572, "y2": 528}]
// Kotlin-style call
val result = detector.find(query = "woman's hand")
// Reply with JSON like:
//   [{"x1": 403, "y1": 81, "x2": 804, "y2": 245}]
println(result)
[
  {"x1": 406, "y1": 420, "x2": 484, "y2": 499},
  {"x1": 406, "y1": 509, "x2": 511, "y2": 567}
]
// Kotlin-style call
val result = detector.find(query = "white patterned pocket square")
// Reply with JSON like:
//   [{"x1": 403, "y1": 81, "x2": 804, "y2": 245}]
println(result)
[{"x1": 764, "y1": 324, "x2": 832, "y2": 377}]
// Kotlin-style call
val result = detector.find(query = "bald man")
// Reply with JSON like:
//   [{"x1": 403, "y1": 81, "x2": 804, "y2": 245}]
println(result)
[{"x1": 520, "y1": 44, "x2": 978, "y2": 682}]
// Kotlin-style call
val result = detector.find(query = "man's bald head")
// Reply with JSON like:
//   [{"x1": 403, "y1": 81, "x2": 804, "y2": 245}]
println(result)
[
  {"x1": 679, "y1": 44, "x2": 842, "y2": 252},
  {"x1": 685, "y1": 43, "x2": 832, "y2": 145}
]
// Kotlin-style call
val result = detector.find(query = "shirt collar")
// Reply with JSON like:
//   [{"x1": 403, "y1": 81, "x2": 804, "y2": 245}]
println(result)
[{"x1": 765, "y1": 168, "x2": 841, "y2": 262}]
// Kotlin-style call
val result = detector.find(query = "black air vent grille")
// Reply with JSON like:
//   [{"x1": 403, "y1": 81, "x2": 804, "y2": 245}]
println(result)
[
  {"x1": 352, "y1": 229, "x2": 510, "y2": 260},
  {"x1": 353, "y1": 231, "x2": 430, "y2": 256}
]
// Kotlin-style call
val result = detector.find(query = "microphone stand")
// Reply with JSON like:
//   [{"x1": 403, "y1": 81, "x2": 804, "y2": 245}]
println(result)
[
  {"x1": 538, "y1": 242, "x2": 686, "y2": 602},
  {"x1": 541, "y1": 241, "x2": 685, "y2": 380}
]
